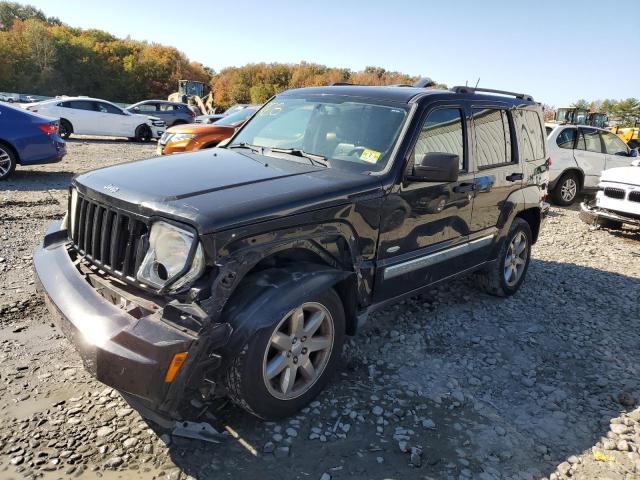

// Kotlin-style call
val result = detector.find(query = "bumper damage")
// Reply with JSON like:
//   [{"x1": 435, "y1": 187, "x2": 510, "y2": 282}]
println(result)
[
  {"x1": 33, "y1": 221, "x2": 229, "y2": 418},
  {"x1": 579, "y1": 201, "x2": 640, "y2": 227}
]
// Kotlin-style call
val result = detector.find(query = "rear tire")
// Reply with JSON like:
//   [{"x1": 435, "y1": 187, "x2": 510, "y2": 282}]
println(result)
[
  {"x1": 225, "y1": 288, "x2": 345, "y2": 419},
  {"x1": 135, "y1": 125, "x2": 152, "y2": 142},
  {"x1": 59, "y1": 119, "x2": 72, "y2": 139},
  {"x1": 0, "y1": 143, "x2": 17, "y2": 180},
  {"x1": 551, "y1": 171, "x2": 580, "y2": 206},
  {"x1": 474, "y1": 217, "x2": 532, "y2": 297}
]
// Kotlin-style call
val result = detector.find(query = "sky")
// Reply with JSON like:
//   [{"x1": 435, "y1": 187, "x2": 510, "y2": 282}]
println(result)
[{"x1": 21, "y1": 0, "x2": 639, "y2": 107}]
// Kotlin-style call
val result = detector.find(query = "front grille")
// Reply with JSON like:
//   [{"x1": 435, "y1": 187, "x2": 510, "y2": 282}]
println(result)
[
  {"x1": 604, "y1": 187, "x2": 625, "y2": 200},
  {"x1": 70, "y1": 192, "x2": 148, "y2": 280},
  {"x1": 630, "y1": 191, "x2": 640, "y2": 203}
]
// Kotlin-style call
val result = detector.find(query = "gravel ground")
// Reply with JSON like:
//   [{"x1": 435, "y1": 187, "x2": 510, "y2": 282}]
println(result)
[{"x1": 1, "y1": 138, "x2": 639, "y2": 480}]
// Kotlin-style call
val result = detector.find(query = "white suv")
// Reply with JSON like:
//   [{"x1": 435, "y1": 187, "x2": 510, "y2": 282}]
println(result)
[
  {"x1": 546, "y1": 123, "x2": 636, "y2": 205},
  {"x1": 26, "y1": 97, "x2": 165, "y2": 142}
]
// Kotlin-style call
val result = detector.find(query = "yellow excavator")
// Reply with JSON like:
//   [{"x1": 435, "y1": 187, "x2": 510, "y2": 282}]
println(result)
[
  {"x1": 610, "y1": 125, "x2": 640, "y2": 149},
  {"x1": 553, "y1": 107, "x2": 607, "y2": 128},
  {"x1": 168, "y1": 80, "x2": 216, "y2": 115}
]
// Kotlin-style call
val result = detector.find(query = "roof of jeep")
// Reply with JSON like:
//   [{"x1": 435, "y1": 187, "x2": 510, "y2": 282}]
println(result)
[{"x1": 279, "y1": 85, "x2": 536, "y2": 106}]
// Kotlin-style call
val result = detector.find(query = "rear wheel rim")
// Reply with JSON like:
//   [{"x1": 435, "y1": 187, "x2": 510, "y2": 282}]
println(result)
[
  {"x1": 504, "y1": 231, "x2": 528, "y2": 287},
  {"x1": 262, "y1": 302, "x2": 334, "y2": 400},
  {"x1": 560, "y1": 178, "x2": 577, "y2": 202},
  {"x1": 0, "y1": 147, "x2": 12, "y2": 176}
]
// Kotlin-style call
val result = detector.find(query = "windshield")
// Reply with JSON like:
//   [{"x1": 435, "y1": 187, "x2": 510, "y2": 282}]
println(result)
[
  {"x1": 230, "y1": 95, "x2": 408, "y2": 172},
  {"x1": 214, "y1": 107, "x2": 258, "y2": 126}
]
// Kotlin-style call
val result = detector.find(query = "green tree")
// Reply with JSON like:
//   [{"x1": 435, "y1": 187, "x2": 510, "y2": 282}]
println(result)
[
  {"x1": 0, "y1": 1, "x2": 59, "y2": 30},
  {"x1": 572, "y1": 99, "x2": 590, "y2": 109}
]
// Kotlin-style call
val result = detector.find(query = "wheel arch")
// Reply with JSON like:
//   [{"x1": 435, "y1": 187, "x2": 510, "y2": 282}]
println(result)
[
  {"x1": 515, "y1": 207, "x2": 542, "y2": 243},
  {"x1": 0, "y1": 138, "x2": 20, "y2": 163},
  {"x1": 552, "y1": 167, "x2": 584, "y2": 191}
]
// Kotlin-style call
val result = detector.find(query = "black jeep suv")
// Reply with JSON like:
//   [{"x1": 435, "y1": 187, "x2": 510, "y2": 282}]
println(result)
[{"x1": 35, "y1": 84, "x2": 549, "y2": 420}]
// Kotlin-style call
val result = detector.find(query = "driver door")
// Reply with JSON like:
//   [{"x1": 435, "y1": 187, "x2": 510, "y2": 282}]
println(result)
[{"x1": 375, "y1": 104, "x2": 476, "y2": 302}]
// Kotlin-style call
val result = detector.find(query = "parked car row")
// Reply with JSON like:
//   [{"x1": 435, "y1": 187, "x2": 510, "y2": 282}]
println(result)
[
  {"x1": 546, "y1": 123, "x2": 638, "y2": 205},
  {"x1": 0, "y1": 103, "x2": 66, "y2": 180}
]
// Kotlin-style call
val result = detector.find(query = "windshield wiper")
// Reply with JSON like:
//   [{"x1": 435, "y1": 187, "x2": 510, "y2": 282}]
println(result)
[
  {"x1": 228, "y1": 142, "x2": 264, "y2": 154},
  {"x1": 268, "y1": 148, "x2": 329, "y2": 168}
]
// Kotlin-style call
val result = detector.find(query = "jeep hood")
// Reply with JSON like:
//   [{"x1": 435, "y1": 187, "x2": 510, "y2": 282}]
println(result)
[
  {"x1": 601, "y1": 166, "x2": 640, "y2": 186},
  {"x1": 73, "y1": 148, "x2": 383, "y2": 233}
]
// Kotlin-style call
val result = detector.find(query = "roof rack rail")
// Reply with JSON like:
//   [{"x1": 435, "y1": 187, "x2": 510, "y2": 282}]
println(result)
[{"x1": 451, "y1": 86, "x2": 534, "y2": 101}]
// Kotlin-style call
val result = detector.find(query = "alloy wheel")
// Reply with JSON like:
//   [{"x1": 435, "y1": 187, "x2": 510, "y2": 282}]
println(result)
[
  {"x1": 262, "y1": 302, "x2": 334, "y2": 400},
  {"x1": 0, "y1": 147, "x2": 12, "y2": 177},
  {"x1": 561, "y1": 178, "x2": 577, "y2": 202},
  {"x1": 504, "y1": 231, "x2": 528, "y2": 287}
]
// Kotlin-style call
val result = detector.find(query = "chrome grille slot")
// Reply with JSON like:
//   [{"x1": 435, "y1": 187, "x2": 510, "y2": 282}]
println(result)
[{"x1": 69, "y1": 192, "x2": 148, "y2": 280}]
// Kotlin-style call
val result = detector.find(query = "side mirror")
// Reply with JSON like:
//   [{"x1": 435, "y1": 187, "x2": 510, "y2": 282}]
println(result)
[
  {"x1": 411, "y1": 152, "x2": 459, "y2": 182},
  {"x1": 629, "y1": 148, "x2": 638, "y2": 158}
]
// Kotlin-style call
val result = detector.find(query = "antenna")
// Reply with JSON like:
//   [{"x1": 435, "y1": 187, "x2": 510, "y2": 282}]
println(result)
[{"x1": 474, "y1": 77, "x2": 480, "y2": 88}]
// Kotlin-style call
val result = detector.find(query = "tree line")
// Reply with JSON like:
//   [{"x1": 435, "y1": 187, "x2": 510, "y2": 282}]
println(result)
[{"x1": 0, "y1": 2, "x2": 434, "y2": 108}]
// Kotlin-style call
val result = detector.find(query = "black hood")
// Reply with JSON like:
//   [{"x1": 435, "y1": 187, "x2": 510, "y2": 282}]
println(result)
[{"x1": 74, "y1": 148, "x2": 383, "y2": 233}]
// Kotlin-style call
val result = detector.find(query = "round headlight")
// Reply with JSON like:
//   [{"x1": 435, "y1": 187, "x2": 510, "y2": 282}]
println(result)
[{"x1": 137, "y1": 221, "x2": 205, "y2": 290}]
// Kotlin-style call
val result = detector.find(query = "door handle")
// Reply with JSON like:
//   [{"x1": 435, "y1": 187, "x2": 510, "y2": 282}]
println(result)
[
  {"x1": 506, "y1": 172, "x2": 523, "y2": 182},
  {"x1": 453, "y1": 182, "x2": 476, "y2": 193}
]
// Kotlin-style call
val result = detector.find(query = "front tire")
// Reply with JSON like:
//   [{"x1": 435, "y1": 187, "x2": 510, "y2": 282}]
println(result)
[
  {"x1": 59, "y1": 119, "x2": 73, "y2": 139},
  {"x1": 552, "y1": 172, "x2": 580, "y2": 206},
  {"x1": 134, "y1": 125, "x2": 152, "y2": 142},
  {"x1": 225, "y1": 288, "x2": 345, "y2": 419},
  {"x1": 474, "y1": 217, "x2": 532, "y2": 297},
  {"x1": 0, "y1": 143, "x2": 17, "y2": 180}
]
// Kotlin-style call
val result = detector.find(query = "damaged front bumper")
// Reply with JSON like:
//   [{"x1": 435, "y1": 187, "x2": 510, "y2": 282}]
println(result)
[
  {"x1": 33, "y1": 221, "x2": 231, "y2": 418},
  {"x1": 579, "y1": 201, "x2": 640, "y2": 227}
]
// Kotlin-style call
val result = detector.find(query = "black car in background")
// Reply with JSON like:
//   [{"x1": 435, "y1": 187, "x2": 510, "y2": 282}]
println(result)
[{"x1": 35, "y1": 83, "x2": 549, "y2": 421}]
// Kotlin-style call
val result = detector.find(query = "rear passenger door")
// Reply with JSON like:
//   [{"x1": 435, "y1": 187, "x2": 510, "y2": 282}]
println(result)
[
  {"x1": 468, "y1": 105, "x2": 521, "y2": 235},
  {"x1": 574, "y1": 127, "x2": 606, "y2": 188}
]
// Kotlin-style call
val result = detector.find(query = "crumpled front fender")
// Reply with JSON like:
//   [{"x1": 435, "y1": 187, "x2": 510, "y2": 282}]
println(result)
[{"x1": 218, "y1": 263, "x2": 353, "y2": 357}]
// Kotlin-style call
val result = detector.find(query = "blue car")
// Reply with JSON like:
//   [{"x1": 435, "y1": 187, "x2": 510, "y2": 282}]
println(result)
[{"x1": 0, "y1": 103, "x2": 66, "y2": 180}]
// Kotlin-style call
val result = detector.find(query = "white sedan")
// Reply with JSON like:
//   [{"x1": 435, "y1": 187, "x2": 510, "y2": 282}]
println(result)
[
  {"x1": 580, "y1": 160, "x2": 640, "y2": 229},
  {"x1": 545, "y1": 123, "x2": 636, "y2": 205},
  {"x1": 26, "y1": 97, "x2": 165, "y2": 141}
]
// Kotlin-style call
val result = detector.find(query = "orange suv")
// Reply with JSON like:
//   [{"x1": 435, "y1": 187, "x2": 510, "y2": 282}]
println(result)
[{"x1": 157, "y1": 106, "x2": 259, "y2": 155}]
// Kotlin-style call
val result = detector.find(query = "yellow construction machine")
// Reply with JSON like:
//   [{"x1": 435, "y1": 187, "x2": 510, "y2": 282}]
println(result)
[
  {"x1": 168, "y1": 80, "x2": 216, "y2": 115},
  {"x1": 553, "y1": 107, "x2": 607, "y2": 128}
]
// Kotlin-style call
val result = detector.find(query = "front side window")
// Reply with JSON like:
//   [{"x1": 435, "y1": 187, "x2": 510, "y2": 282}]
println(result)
[
  {"x1": 513, "y1": 109, "x2": 545, "y2": 161},
  {"x1": 556, "y1": 128, "x2": 577, "y2": 149},
  {"x1": 576, "y1": 128, "x2": 602, "y2": 153},
  {"x1": 69, "y1": 100, "x2": 96, "y2": 111},
  {"x1": 411, "y1": 108, "x2": 465, "y2": 171},
  {"x1": 472, "y1": 108, "x2": 513, "y2": 169},
  {"x1": 231, "y1": 96, "x2": 408, "y2": 172},
  {"x1": 601, "y1": 131, "x2": 628, "y2": 156},
  {"x1": 96, "y1": 102, "x2": 123, "y2": 115},
  {"x1": 159, "y1": 104, "x2": 175, "y2": 111}
]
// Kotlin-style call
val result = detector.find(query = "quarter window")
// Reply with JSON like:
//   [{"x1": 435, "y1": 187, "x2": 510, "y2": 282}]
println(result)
[
  {"x1": 472, "y1": 108, "x2": 513, "y2": 169},
  {"x1": 412, "y1": 108, "x2": 465, "y2": 171},
  {"x1": 556, "y1": 128, "x2": 577, "y2": 149},
  {"x1": 601, "y1": 131, "x2": 628, "y2": 156},
  {"x1": 513, "y1": 109, "x2": 545, "y2": 161},
  {"x1": 576, "y1": 128, "x2": 602, "y2": 153}
]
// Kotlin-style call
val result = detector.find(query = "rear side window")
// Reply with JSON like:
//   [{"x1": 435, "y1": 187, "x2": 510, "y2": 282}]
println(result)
[
  {"x1": 576, "y1": 128, "x2": 602, "y2": 153},
  {"x1": 472, "y1": 108, "x2": 512, "y2": 169},
  {"x1": 514, "y1": 109, "x2": 545, "y2": 161},
  {"x1": 556, "y1": 128, "x2": 576, "y2": 149},
  {"x1": 412, "y1": 108, "x2": 465, "y2": 171}
]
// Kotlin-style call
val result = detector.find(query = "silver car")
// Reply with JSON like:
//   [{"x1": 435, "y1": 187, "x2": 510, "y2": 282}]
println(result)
[{"x1": 126, "y1": 100, "x2": 196, "y2": 126}]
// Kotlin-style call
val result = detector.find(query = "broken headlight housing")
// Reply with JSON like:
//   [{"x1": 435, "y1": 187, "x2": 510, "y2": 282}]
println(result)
[{"x1": 137, "y1": 221, "x2": 205, "y2": 291}]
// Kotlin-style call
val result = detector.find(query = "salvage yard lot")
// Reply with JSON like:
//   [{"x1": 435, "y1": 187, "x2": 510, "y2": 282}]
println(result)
[{"x1": 1, "y1": 139, "x2": 639, "y2": 480}]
